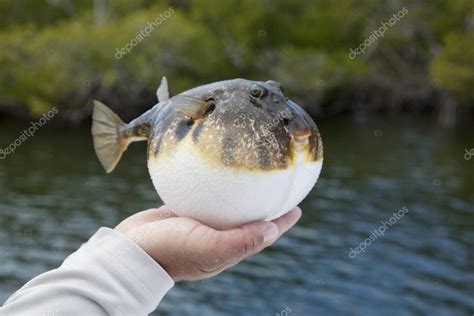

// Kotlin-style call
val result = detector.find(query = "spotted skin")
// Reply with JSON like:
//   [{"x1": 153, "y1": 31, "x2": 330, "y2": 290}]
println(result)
[
  {"x1": 122, "y1": 123, "x2": 150, "y2": 139},
  {"x1": 122, "y1": 79, "x2": 323, "y2": 172}
]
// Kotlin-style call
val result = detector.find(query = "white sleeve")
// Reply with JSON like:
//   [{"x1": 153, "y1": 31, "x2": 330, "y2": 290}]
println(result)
[{"x1": 0, "y1": 227, "x2": 174, "y2": 316}]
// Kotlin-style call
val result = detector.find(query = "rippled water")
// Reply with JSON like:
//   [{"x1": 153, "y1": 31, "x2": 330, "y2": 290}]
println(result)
[{"x1": 0, "y1": 117, "x2": 473, "y2": 315}]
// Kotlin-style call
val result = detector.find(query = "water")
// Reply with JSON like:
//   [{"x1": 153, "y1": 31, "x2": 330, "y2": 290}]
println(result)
[{"x1": 0, "y1": 116, "x2": 473, "y2": 315}]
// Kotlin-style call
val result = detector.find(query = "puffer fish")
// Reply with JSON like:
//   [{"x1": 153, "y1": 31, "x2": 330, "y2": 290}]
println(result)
[{"x1": 92, "y1": 77, "x2": 323, "y2": 229}]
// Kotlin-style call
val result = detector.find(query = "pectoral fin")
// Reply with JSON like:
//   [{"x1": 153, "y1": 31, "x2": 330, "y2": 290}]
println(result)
[{"x1": 171, "y1": 95, "x2": 215, "y2": 120}]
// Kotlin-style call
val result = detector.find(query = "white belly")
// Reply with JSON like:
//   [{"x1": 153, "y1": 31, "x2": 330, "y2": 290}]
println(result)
[{"x1": 148, "y1": 138, "x2": 322, "y2": 229}]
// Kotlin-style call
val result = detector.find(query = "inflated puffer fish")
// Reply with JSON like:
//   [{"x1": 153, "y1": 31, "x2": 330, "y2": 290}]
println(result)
[{"x1": 92, "y1": 77, "x2": 323, "y2": 229}]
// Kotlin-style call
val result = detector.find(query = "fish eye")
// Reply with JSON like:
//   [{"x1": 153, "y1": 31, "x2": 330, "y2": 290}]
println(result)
[{"x1": 250, "y1": 84, "x2": 265, "y2": 99}]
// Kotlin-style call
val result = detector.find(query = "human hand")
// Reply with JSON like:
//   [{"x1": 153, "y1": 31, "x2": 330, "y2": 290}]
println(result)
[{"x1": 114, "y1": 205, "x2": 302, "y2": 282}]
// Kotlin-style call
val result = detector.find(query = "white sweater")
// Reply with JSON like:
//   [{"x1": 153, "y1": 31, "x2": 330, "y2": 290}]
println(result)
[{"x1": 0, "y1": 228, "x2": 174, "y2": 315}]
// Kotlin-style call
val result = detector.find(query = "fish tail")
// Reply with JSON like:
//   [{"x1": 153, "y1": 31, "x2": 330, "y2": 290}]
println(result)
[{"x1": 91, "y1": 100, "x2": 132, "y2": 173}]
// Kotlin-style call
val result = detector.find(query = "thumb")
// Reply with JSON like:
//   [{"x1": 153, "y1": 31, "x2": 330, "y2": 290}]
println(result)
[{"x1": 215, "y1": 207, "x2": 302, "y2": 261}]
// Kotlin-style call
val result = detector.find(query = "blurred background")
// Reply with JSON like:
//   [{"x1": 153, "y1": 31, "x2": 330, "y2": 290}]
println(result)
[{"x1": 0, "y1": 1, "x2": 473, "y2": 315}]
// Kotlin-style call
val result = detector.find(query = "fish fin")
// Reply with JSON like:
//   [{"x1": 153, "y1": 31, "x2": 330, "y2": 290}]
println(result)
[
  {"x1": 157, "y1": 76, "x2": 169, "y2": 102},
  {"x1": 91, "y1": 100, "x2": 129, "y2": 173},
  {"x1": 171, "y1": 95, "x2": 214, "y2": 120}
]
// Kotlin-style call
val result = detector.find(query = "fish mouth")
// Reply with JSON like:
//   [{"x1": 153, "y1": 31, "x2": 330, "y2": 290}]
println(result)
[{"x1": 290, "y1": 128, "x2": 312, "y2": 146}]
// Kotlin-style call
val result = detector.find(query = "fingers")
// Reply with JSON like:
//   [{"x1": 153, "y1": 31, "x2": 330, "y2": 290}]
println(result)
[
  {"x1": 270, "y1": 207, "x2": 302, "y2": 239},
  {"x1": 115, "y1": 205, "x2": 177, "y2": 234},
  {"x1": 207, "y1": 221, "x2": 273, "y2": 267},
  {"x1": 215, "y1": 207, "x2": 302, "y2": 261},
  {"x1": 131, "y1": 206, "x2": 177, "y2": 223}
]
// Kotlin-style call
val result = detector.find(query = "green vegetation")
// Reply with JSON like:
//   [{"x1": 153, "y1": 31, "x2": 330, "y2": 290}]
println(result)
[{"x1": 0, "y1": 0, "x2": 472, "y2": 125}]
